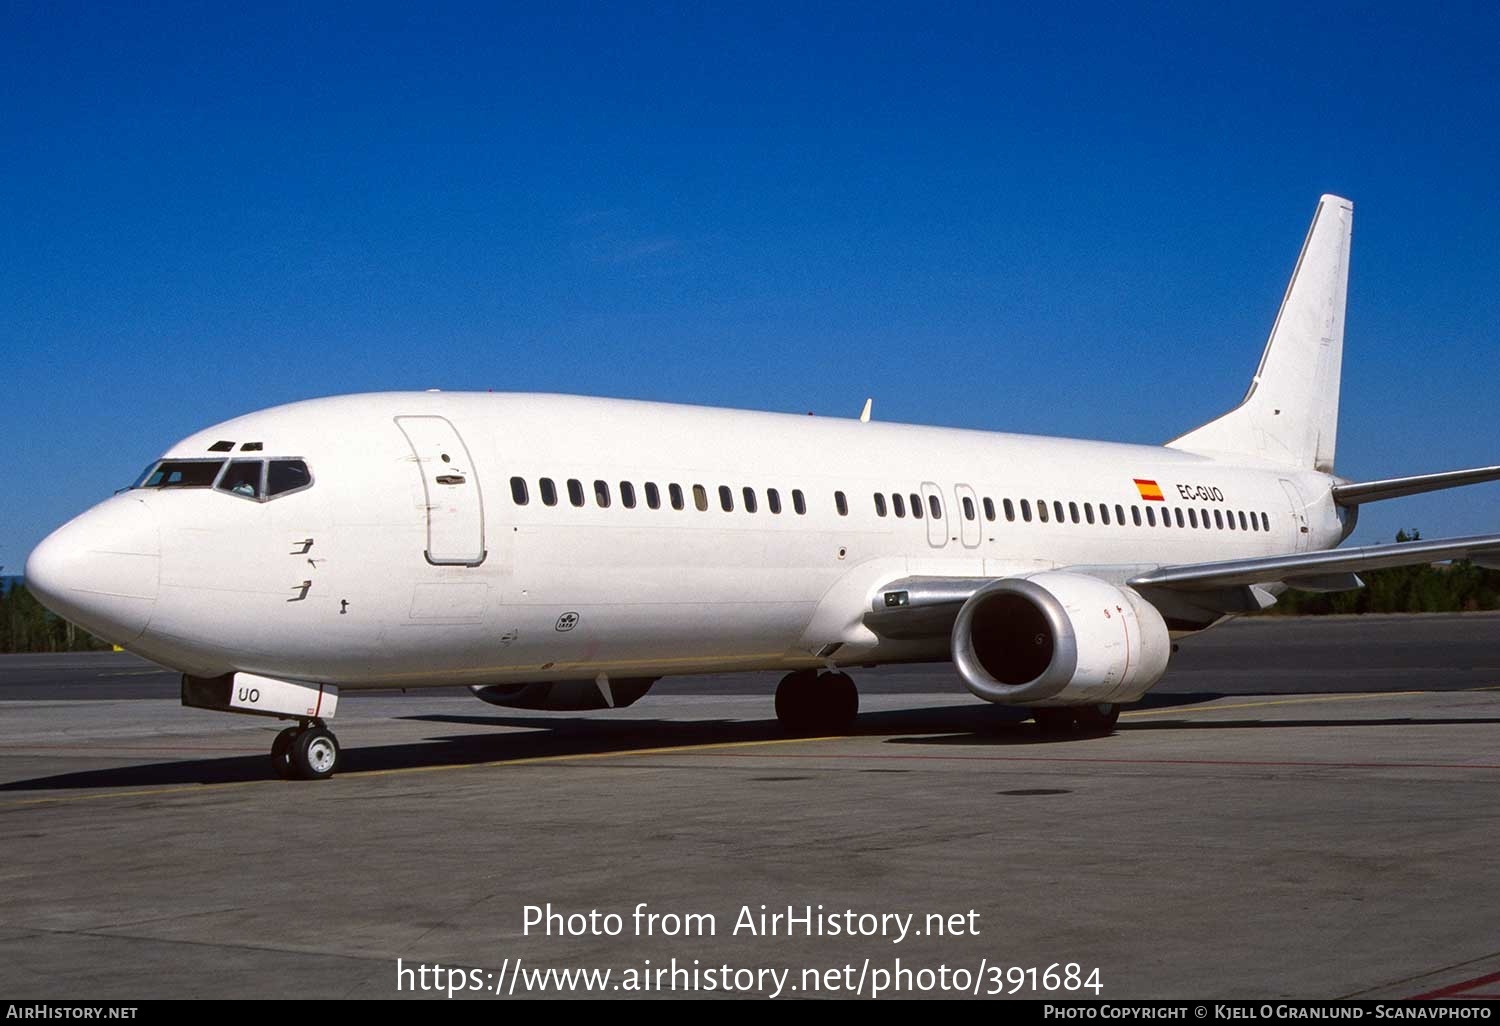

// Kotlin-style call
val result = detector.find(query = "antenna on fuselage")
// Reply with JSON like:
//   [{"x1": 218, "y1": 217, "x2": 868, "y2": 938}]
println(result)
[{"x1": 859, "y1": 398, "x2": 873, "y2": 423}]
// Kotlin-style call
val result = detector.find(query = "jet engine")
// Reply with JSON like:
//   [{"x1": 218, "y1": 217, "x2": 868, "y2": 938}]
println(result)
[
  {"x1": 951, "y1": 572, "x2": 1170, "y2": 706},
  {"x1": 470, "y1": 677, "x2": 657, "y2": 711}
]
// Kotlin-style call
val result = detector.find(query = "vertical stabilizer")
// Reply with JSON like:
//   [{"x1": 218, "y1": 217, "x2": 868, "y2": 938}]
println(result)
[{"x1": 1168, "y1": 195, "x2": 1352, "y2": 471}]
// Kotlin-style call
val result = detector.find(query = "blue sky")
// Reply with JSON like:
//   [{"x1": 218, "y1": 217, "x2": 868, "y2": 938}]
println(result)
[{"x1": 3, "y1": 2, "x2": 1498, "y2": 570}]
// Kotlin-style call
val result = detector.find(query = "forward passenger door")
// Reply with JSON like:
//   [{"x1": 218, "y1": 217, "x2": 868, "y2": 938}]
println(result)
[{"x1": 396, "y1": 416, "x2": 487, "y2": 566}]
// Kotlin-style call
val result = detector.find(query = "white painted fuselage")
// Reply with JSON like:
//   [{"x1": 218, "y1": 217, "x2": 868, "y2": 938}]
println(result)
[{"x1": 29, "y1": 391, "x2": 1345, "y2": 690}]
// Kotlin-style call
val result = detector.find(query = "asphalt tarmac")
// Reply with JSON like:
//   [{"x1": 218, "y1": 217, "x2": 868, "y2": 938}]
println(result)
[{"x1": 2, "y1": 613, "x2": 1498, "y2": 1000}]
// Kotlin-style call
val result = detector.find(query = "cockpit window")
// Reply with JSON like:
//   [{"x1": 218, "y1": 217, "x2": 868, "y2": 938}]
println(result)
[
  {"x1": 216, "y1": 460, "x2": 264, "y2": 499},
  {"x1": 136, "y1": 460, "x2": 225, "y2": 489},
  {"x1": 267, "y1": 459, "x2": 312, "y2": 497},
  {"x1": 132, "y1": 456, "x2": 312, "y2": 501}
]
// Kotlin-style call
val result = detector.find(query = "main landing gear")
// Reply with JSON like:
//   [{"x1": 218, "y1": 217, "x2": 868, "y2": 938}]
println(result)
[
  {"x1": 775, "y1": 669, "x2": 859, "y2": 735},
  {"x1": 271, "y1": 720, "x2": 341, "y2": 780},
  {"x1": 1031, "y1": 704, "x2": 1121, "y2": 735}
]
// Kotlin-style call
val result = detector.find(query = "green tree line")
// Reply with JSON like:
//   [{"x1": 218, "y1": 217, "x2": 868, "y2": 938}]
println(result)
[{"x1": 0, "y1": 579, "x2": 111, "y2": 653}]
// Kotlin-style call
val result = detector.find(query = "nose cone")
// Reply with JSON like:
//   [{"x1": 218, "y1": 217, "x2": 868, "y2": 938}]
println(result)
[{"x1": 26, "y1": 496, "x2": 160, "y2": 645}]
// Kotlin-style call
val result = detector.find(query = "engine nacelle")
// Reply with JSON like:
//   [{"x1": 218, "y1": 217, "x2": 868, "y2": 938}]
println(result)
[
  {"x1": 470, "y1": 677, "x2": 657, "y2": 711},
  {"x1": 951, "y1": 572, "x2": 1170, "y2": 706}
]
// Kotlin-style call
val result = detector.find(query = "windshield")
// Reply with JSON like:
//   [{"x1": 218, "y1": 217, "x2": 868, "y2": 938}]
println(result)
[
  {"x1": 131, "y1": 456, "x2": 313, "y2": 500},
  {"x1": 134, "y1": 460, "x2": 225, "y2": 489}
]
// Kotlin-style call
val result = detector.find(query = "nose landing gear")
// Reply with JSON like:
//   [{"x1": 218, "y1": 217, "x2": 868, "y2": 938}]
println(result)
[{"x1": 270, "y1": 720, "x2": 341, "y2": 780}]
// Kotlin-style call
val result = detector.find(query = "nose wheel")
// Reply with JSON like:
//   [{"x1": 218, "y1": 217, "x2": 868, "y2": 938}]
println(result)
[
  {"x1": 269, "y1": 721, "x2": 341, "y2": 780},
  {"x1": 775, "y1": 669, "x2": 859, "y2": 735}
]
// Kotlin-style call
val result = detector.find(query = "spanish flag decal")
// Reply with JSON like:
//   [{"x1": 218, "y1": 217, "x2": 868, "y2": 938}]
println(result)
[{"x1": 1134, "y1": 478, "x2": 1165, "y2": 501}]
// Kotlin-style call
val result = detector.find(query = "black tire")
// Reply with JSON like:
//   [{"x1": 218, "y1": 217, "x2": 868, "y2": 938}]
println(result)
[
  {"x1": 270, "y1": 726, "x2": 299, "y2": 779},
  {"x1": 290, "y1": 725, "x2": 340, "y2": 781},
  {"x1": 775, "y1": 670, "x2": 858, "y2": 735},
  {"x1": 775, "y1": 670, "x2": 819, "y2": 734},
  {"x1": 1031, "y1": 706, "x2": 1078, "y2": 733},
  {"x1": 1073, "y1": 703, "x2": 1121, "y2": 734},
  {"x1": 819, "y1": 672, "x2": 859, "y2": 733}
]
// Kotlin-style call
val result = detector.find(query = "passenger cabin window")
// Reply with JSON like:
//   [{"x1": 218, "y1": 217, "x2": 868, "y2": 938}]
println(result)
[
  {"x1": 928, "y1": 495, "x2": 941, "y2": 519},
  {"x1": 1188, "y1": 508, "x2": 1198, "y2": 528},
  {"x1": 984, "y1": 498, "x2": 996, "y2": 522},
  {"x1": 792, "y1": 489, "x2": 807, "y2": 515},
  {"x1": 567, "y1": 479, "x2": 585, "y2": 507},
  {"x1": 540, "y1": 478, "x2": 558, "y2": 506},
  {"x1": 911, "y1": 494, "x2": 924, "y2": 519},
  {"x1": 767, "y1": 488, "x2": 782, "y2": 514},
  {"x1": 137, "y1": 460, "x2": 225, "y2": 489},
  {"x1": 1084, "y1": 502, "x2": 1095, "y2": 525},
  {"x1": 1020, "y1": 499, "x2": 1032, "y2": 522},
  {"x1": 1114, "y1": 503, "x2": 1125, "y2": 525},
  {"x1": 645, "y1": 482, "x2": 661, "y2": 509},
  {"x1": 1131, "y1": 506, "x2": 1141, "y2": 526},
  {"x1": 217, "y1": 461, "x2": 264, "y2": 499},
  {"x1": 1238, "y1": 511, "x2": 1247, "y2": 531},
  {"x1": 669, "y1": 483, "x2": 685, "y2": 510},
  {"x1": 1037, "y1": 501, "x2": 1049, "y2": 523},
  {"x1": 1175, "y1": 508, "x2": 1185, "y2": 528},
  {"x1": 1099, "y1": 503, "x2": 1110, "y2": 525},
  {"x1": 1145, "y1": 506, "x2": 1156, "y2": 527},
  {"x1": 874, "y1": 493, "x2": 887, "y2": 517},
  {"x1": 962, "y1": 496, "x2": 975, "y2": 521},
  {"x1": 719, "y1": 485, "x2": 734, "y2": 512},
  {"x1": 693, "y1": 485, "x2": 709, "y2": 512},
  {"x1": 743, "y1": 487, "x2": 758, "y2": 513},
  {"x1": 892, "y1": 493, "x2": 906, "y2": 518},
  {"x1": 1261, "y1": 512, "x2": 1270, "y2": 531},
  {"x1": 620, "y1": 481, "x2": 637, "y2": 509},
  {"x1": 1214, "y1": 509, "x2": 1224, "y2": 530},
  {"x1": 1003, "y1": 498, "x2": 1015, "y2": 522},
  {"x1": 1053, "y1": 500, "x2": 1064, "y2": 523},
  {"x1": 594, "y1": 480, "x2": 611, "y2": 508},
  {"x1": 1069, "y1": 501, "x2": 1080, "y2": 524},
  {"x1": 509, "y1": 476, "x2": 528, "y2": 505},
  {"x1": 835, "y1": 491, "x2": 849, "y2": 516}
]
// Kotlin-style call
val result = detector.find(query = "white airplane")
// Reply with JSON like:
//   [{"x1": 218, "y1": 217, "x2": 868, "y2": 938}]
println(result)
[{"x1": 25, "y1": 195, "x2": 1500, "y2": 780}]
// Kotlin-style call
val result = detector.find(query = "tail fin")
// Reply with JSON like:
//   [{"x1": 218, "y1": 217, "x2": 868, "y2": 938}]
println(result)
[{"x1": 1168, "y1": 194, "x2": 1353, "y2": 472}]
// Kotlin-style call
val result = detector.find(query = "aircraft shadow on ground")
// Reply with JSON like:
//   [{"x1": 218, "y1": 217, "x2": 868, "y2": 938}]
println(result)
[
  {"x1": 12, "y1": 690, "x2": 1483, "y2": 792},
  {"x1": 0, "y1": 706, "x2": 1041, "y2": 792}
]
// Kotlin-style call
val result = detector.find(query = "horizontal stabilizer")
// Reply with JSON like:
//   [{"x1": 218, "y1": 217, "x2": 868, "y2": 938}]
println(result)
[
  {"x1": 1332, "y1": 465, "x2": 1500, "y2": 506},
  {"x1": 1127, "y1": 533, "x2": 1500, "y2": 591}
]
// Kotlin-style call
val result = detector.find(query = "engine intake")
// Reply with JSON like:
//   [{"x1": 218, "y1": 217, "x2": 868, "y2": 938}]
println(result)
[{"x1": 951, "y1": 572, "x2": 1170, "y2": 706}]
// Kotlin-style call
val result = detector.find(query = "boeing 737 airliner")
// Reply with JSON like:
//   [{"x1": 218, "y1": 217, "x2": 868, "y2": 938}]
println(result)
[{"x1": 24, "y1": 195, "x2": 1500, "y2": 779}]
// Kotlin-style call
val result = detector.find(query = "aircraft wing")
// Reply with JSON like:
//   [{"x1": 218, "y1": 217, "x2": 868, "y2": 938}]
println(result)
[
  {"x1": 864, "y1": 533, "x2": 1500, "y2": 640},
  {"x1": 1125, "y1": 532, "x2": 1500, "y2": 590}
]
